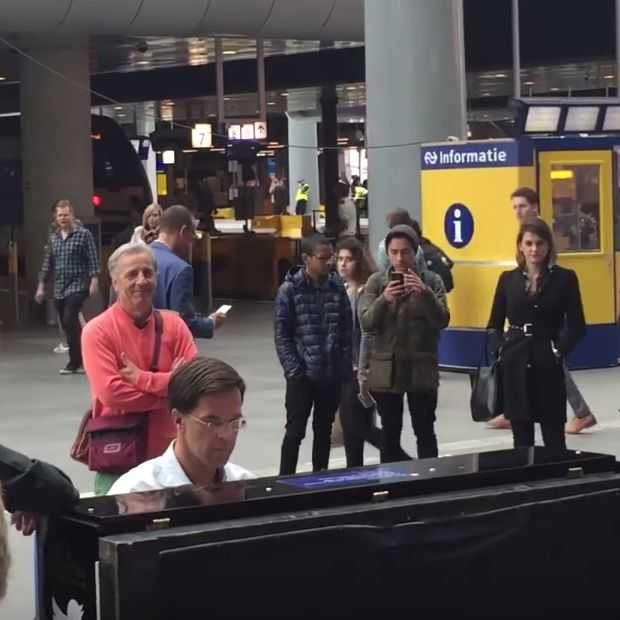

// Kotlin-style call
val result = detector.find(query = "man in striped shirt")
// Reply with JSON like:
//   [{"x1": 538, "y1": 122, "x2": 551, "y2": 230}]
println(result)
[{"x1": 35, "y1": 199, "x2": 100, "y2": 374}]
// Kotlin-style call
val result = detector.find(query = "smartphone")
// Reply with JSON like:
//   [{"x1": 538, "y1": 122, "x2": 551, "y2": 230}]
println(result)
[
  {"x1": 216, "y1": 304, "x2": 232, "y2": 315},
  {"x1": 389, "y1": 272, "x2": 404, "y2": 286}
]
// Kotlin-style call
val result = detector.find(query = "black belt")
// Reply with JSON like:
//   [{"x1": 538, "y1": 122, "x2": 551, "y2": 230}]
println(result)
[{"x1": 507, "y1": 323, "x2": 557, "y2": 339}]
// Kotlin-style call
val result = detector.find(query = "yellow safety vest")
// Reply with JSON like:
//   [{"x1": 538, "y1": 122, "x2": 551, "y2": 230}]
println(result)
[
  {"x1": 354, "y1": 186, "x2": 368, "y2": 200},
  {"x1": 295, "y1": 186, "x2": 310, "y2": 202}
]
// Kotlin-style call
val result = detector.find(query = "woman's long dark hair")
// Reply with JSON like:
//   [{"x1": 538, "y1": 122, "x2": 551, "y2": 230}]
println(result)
[
  {"x1": 516, "y1": 216, "x2": 556, "y2": 270},
  {"x1": 336, "y1": 237, "x2": 377, "y2": 285}
]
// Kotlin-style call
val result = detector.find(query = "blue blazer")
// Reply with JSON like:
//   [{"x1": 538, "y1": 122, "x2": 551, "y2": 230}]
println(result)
[{"x1": 150, "y1": 241, "x2": 214, "y2": 339}]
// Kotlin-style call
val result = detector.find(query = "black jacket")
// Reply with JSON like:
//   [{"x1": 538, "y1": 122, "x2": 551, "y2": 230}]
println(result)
[
  {"x1": 0, "y1": 445, "x2": 79, "y2": 514},
  {"x1": 487, "y1": 266, "x2": 586, "y2": 423}
]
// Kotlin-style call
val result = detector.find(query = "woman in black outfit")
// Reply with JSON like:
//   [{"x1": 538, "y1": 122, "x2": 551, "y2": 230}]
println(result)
[{"x1": 488, "y1": 218, "x2": 586, "y2": 452}]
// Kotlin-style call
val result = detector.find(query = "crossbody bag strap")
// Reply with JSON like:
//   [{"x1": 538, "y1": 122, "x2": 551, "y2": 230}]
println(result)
[{"x1": 150, "y1": 310, "x2": 164, "y2": 372}]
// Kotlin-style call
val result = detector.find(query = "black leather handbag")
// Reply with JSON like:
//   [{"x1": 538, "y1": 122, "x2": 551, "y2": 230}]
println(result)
[{"x1": 470, "y1": 342, "x2": 503, "y2": 422}]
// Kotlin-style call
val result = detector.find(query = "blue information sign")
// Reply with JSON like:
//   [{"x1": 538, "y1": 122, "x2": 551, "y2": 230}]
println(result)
[{"x1": 444, "y1": 203, "x2": 474, "y2": 249}]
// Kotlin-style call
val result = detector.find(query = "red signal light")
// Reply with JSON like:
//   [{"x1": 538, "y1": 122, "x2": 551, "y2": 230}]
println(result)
[{"x1": 92, "y1": 195, "x2": 104, "y2": 208}]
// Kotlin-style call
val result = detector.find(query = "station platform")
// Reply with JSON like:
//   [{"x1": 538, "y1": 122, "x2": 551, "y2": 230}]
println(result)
[{"x1": 1, "y1": 301, "x2": 620, "y2": 617}]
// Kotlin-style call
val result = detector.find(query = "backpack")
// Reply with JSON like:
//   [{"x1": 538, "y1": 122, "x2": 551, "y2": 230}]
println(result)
[{"x1": 420, "y1": 239, "x2": 454, "y2": 293}]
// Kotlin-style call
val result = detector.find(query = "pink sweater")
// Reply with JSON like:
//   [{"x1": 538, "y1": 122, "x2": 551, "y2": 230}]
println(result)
[{"x1": 82, "y1": 303, "x2": 198, "y2": 461}]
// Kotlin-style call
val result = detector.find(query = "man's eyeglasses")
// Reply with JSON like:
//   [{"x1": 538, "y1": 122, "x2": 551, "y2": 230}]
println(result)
[{"x1": 187, "y1": 415, "x2": 247, "y2": 434}]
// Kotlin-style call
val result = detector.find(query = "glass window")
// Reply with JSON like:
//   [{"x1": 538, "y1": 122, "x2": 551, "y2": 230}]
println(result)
[{"x1": 550, "y1": 164, "x2": 600, "y2": 252}]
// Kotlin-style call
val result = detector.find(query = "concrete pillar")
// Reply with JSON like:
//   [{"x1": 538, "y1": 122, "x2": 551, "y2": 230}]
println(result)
[
  {"x1": 320, "y1": 85, "x2": 340, "y2": 236},
  {"x1": 20, "y1": 38, "x2": 94, "y2": 292},
  {"x1": 286, "y1": 112, "x2": 320, "y2": 216},
  {"x1": 364, "y1": 0, "x2": 467, "y2": 252},
  {"x1": 135, "y1": 102, "x2": 157, "y2": 204}
]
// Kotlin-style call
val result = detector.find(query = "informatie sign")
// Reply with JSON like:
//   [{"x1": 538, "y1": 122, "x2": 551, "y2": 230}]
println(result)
[{"x1": 444, "y1": 203, "x2": 475, "y2": 249}]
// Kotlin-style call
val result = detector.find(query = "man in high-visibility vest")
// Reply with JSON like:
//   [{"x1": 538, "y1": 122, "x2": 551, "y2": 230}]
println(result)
[
  {"x1": 353, "y1": 180, "x2": 369, "y2": 216},
  {"x1": 295, "y1": 182, "x2": 310, "y2": 215}
]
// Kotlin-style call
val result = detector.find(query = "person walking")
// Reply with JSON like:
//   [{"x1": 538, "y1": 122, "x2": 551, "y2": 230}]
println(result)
[
  {"x1": 35, "y1": 199, "x2": 100, "y2": 374},
  {"x1": 487, "y1": 187, "x2": 596, "y2": 434},
  {"x1": 275, "y1": 234, "x2": 352, "y2": 475},
  {"x1": 360, "y1": 225, "x2": 449, "y2": 462},
  {"x1": 487, "y1": 217, "x2": 586, "y2": 452}
]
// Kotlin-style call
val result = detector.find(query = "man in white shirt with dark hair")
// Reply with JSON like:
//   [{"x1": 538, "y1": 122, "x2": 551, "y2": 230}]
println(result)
[{"x1": 109, "y1": 357, "x2": 254, "y2": 495}]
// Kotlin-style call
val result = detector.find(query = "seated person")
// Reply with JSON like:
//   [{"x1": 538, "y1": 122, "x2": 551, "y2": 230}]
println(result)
[{"x1": 109, "y1": 357, "x2": 254, "y2": 494}]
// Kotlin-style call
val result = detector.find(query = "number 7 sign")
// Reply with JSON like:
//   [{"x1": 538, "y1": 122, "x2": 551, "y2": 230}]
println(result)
[{"x1": 192, "y1": 124, "x2": 213, "y2": 148}]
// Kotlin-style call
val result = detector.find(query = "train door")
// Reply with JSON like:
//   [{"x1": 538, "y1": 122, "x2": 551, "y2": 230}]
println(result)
[{"x1": 538, "y1": 150, "x2": 617, "y2": 366}]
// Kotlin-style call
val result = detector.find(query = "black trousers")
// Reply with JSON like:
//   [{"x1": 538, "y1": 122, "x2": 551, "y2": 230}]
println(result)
[
  {"x1": 55, "y1": 291, "x2": 88, "y2": 369},
  {"x1": 295, "y1": 200, "x2": 307, "y2": 215},
  {"x1": 340, "y1": 377, "x2": 382, "y2": 468},
  {"x1": 511, "y1": 420, "x2": 566, "y2": 453},
  {"x1": 373, "y1": 390, "x2": 439, "y2": 462},
  {"x1": 279, "y1": 377, "x2": 341, "y2": 475}
]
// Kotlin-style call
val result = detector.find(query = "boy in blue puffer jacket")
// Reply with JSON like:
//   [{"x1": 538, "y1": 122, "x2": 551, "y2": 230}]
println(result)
[{"x1": 274, "y1": 234, "x2": 352, "y2": 475}]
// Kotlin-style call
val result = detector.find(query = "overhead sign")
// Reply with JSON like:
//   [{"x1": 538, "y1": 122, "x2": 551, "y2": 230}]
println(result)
[
  {"x1": 444, "y1": 203, "x2": 474, "y2": 249},
  {"x1": 227, "y1": 121, "x2": 268, "y2": 141},
  {"x1": 191, "y1": 123, "x2": 212, "y2": 148},
  {"x1": 421, "y1": 141, "x2": 532, "y2": 170}
]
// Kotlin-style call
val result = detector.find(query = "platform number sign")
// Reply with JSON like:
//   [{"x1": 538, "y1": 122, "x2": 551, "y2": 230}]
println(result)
[
  {"x1": 444, "y1": 203, "x2": 474, "y2": 249},
  {"x1": 192, "y1": 123, "x2": 213, "y2": 149}
]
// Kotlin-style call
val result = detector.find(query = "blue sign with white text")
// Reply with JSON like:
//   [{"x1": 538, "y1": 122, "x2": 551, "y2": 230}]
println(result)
[
  {"x1": 421, "y1": 141, "x2": 533, "y2": 170},
  {"x1": 445, "y1": 204, "x2": 474, "y2": 249}
]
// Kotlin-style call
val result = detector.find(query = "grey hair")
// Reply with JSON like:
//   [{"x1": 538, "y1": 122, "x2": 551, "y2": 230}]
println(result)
[{"x1": 108, "y1": 242, "x2": 157, "y2": 279}]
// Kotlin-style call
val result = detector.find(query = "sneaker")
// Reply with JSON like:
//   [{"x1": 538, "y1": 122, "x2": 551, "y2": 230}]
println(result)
[
  {"x1": 54, "y1": 343, "x2": 69, "y2": 354},
  {"x1": 59, "y1": 366, "x2": 85, "y2": 375},
  {"x1": 486, "y1": 414, "x2": 512, "y2": 430},
  {"x1": 566, "y1": 413, "x2": 597, "y2": 434}
]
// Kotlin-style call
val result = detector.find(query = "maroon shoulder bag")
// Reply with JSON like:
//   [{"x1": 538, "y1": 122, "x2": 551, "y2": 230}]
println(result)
[{"x1": 70, "y1": 310, "x2": 164, "y2": 474}]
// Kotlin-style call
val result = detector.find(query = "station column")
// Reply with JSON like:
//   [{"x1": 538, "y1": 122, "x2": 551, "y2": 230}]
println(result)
[
  {"x1": 364, "y1": 0, "x2": 467, "y2": 252},
  {"x1": 286, "y1": 111, "x2": 320, "y2": 217},
  {"x1": 20, "y1": 38, "x2": 94, "y2": 295}
]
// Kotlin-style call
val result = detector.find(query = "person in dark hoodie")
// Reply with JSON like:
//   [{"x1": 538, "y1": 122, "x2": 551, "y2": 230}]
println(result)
[
  {"x1": 274, "y1": 234, "x2": 353, "y2": 475},
  {"x1": 360, "y1": 225, "x2": 450, "y2": 462}
]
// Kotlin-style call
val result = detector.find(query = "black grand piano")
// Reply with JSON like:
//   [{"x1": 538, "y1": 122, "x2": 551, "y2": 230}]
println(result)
[{"x1": 37, "y1": 448, "x2": 620, "y2": 619}]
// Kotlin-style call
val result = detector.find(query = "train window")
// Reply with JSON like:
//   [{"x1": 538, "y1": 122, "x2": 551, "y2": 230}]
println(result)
[{"x1": 550, "y1": 164, "x2": 600, "y2": 252}]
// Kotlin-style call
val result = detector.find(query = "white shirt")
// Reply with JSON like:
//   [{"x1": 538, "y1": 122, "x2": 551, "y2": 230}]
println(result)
[{"x1": 108, "y1": 442, "x2": 255, "y2": 495}]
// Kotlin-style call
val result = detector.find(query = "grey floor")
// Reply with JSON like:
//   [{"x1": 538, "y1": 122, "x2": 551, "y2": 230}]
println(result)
[{"x1": 1, "y1": 301, "x2": 620, "y2": 618}]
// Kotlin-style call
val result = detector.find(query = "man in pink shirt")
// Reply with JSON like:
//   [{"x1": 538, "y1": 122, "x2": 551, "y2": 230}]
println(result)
[{"x1": 82, "y1": 242, "x2": 197, "y2": 494}]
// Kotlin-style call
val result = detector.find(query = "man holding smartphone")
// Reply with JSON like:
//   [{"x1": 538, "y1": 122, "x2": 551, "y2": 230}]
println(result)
[{"x1": 359, "y1": 225, "x2": 450, "y2": 462}]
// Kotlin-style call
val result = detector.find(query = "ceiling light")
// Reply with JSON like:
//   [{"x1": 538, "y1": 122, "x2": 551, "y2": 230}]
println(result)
[
  {"x1": 222, "y1": 50, "x2": 237, "y2": 56},
  {"x1": 346, "y1": 86, "x2": 357, "y2": 91},
  {"x1": 117, "y1": 113, "x2": 126, "y2": 118},
  {"x1": 0, "y1": 77, "x2": 7, "y2": 81},
  {"x1": 550, "y1": 87, "x2": 560, "y2": 92},
  {"x1": 523, "y1": 81, "x2": 535, "y2": 86},
  {"x1": 482, "y1": 92, "x2": 491, "y2": 97},
  {"x1": 136, "y1": 60, "x2": 150, "y2": 66},
  {"x1": 494, "y1": 73, "x2": 507, "y2": 78},
  {"x1": 114, "y1": 106, "x2": 123, "y2": 111},
  {"x1": 281, "y1": 92, "x2": 289, "y2": 97},
  {"x1": 268, "y1": 102, "x2": 276, "y2": 106},
  {"x1": 604, "y1": 74, "x2": 615, "y2": 80}
]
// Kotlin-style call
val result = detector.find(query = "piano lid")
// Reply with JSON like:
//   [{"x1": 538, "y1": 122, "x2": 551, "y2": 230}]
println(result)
[{"x1": 71, "y1": 448, "x2": 615, "y2": 532}]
